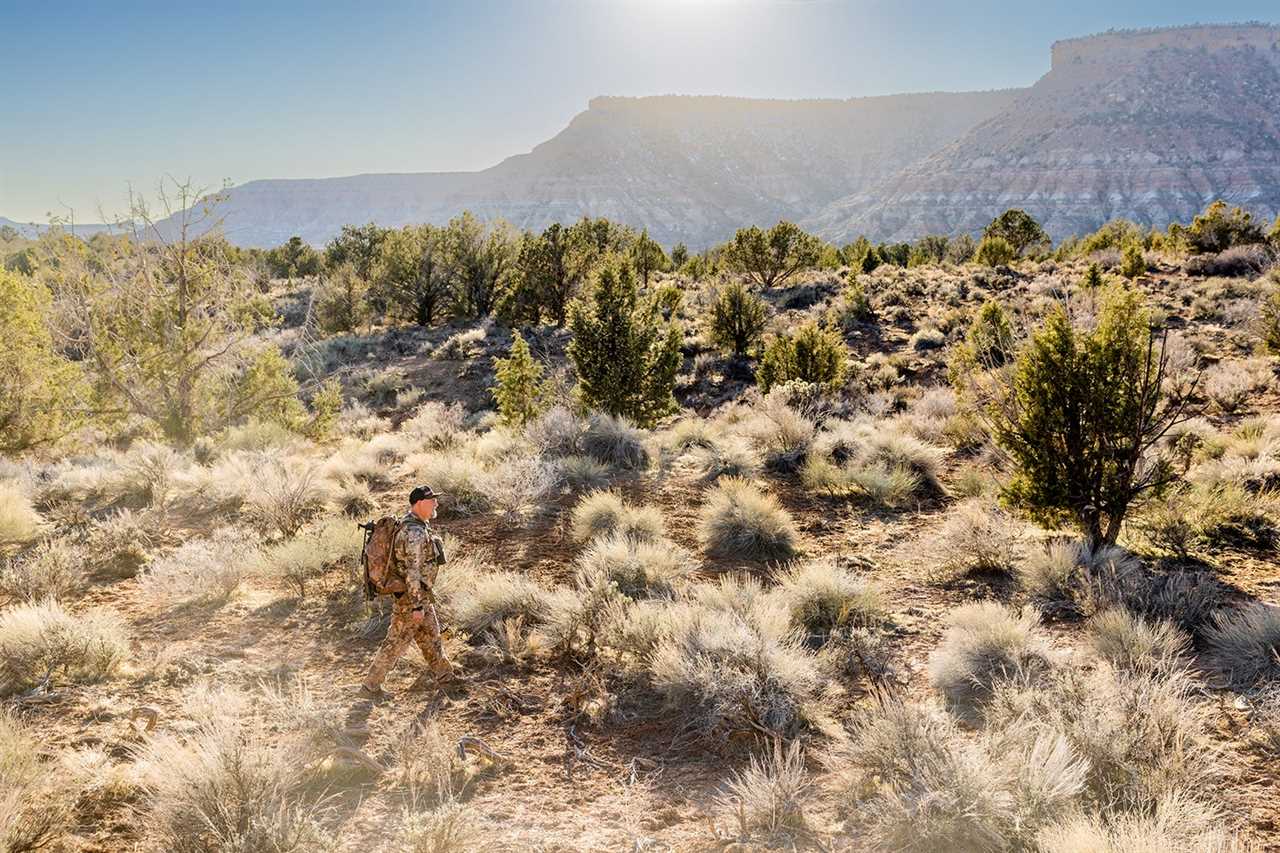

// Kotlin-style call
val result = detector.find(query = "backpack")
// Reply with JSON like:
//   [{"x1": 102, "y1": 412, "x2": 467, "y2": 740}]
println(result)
[{"x1": 359, "y1": 516, "x2": 408, "y2": 599}]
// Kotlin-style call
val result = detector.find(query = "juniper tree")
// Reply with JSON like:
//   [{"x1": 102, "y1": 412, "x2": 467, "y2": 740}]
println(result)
[
  {"x1": 707, "y1": 280, "x2": 767, "y2": 357},
  {"x1": 756, "y1": 322, "x2": 846, "y2": 393},
  {"x1": 724, "y1": 221, "x2": 822, "y2": 288},
  {"x1": 567, "y1": 261, "x2": 681, "y2": 427},
  {"x1": 975, "y1": 235, "x2": 1016, "y2": 267},
  {"x1": 980, "y1": 283, "x2": 1196, "y2": 549},
  {"x1": 491, "y1": 331, "x2": 549, "y2": 427},
  {"x1": 983, "y1": 209, "x2": 1049, "y2": 256},
  {"x1": 373, "y1": 225, "x2": 449, "y2": 326},
  {"x1": 629, "y1": 229, "x2": 668, "y2": 288}
]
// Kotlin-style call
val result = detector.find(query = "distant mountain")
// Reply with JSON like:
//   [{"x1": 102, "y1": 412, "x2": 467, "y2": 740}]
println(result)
[
  {"x1": 150, "y1": 92, "x2": 1022, "y2": 248},
  {"x1": 812, "y1": 23, "x2": 1280, "y2": 242},
  {"x1": 0, "y1": 216, "x2": 116, "y2": 241}
]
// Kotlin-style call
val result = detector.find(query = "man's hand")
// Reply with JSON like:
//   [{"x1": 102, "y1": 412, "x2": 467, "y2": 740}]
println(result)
[{"x1": 411, "y1": 608, "x2": 426, "y2": 625}]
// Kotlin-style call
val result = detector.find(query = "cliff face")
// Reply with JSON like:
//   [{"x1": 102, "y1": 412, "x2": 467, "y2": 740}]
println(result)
[
  {"x1": 813, "y1": 24, "x2": 1280, "y2": 243},
  {"x1": 173, "y1": 91, "x2": 1021, "y2": 248}
]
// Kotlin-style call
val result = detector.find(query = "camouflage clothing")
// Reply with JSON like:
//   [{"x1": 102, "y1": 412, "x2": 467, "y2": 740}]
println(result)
[{"x1": 363, "y1": 513, "x2": 452, "y2": 690}]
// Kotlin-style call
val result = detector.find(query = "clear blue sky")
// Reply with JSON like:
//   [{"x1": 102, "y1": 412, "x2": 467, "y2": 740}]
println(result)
[{"x1": 1, "y1": 0, "x2": 1275, "y2": 222}]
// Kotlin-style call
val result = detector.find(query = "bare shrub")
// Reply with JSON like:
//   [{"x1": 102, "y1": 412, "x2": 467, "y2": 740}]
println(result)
[
  {"x1": 386, "y1": 800, "x2": 484, "y2": 853},
  {"x1": 335, "y1": 477, "x2": 375, "y2": 518},
  {"x1": 927, "y1": 602, "x2": 1053, "y2": 716},
  {"x1": 650, "y1": 598, "x2": 825, "y2": 738},
  {"x1": 0, "y1": 600, "x2": 128, "y2": 695},
  {"x1": 0, "y1": 710, "x2": 73, "y2": 852},
  {"x1": 986, "y1": 663, "x2": 1220, "y2": 810},
  {"x1": 930, "y1": 499, "x2": 1022, "y2": 581},
  {"x1": 1204, "y1": 360, "x2": 1263, "y2": 413},
  {"x1": 400, "y1": 400, "x2": 468, "y2": 450},
  {"x1": 1203, "y1": 602, "x2": 1280, "y2": 688},
  {"x1": 1087, "y1": 608, "x2": 1190, "y2": 676},
  {"x1": 825, "y1": 698, "x2": 1085, "y2": 851},
  {"x1": 120, "y1": 441, "x2": 184, "y2": 508},
  {"x1": 481, "y1": 456, "x2": 558, "y2": 524},
  {"x1": 772, "y1": 557, "x2": 886, "y2": 644},
  {"x1": 0, "y1": 481, "x2": 43, "y2": 552},
  {"x1": 525, "y1": 405, "x2": 585, "y2": 459},
  {"x1": 138, "y1": 529, "x2": 257, "y2": 607},
  {"x1": 245, "y1": 464, "x2": 330, "y2": 537},
  {"x1": 0, "y1": 539, "x2": 84, "y2": 603},
  {"x1": 575, "y1": 533, "x2": 691, "y2": 600},
  {"x1": 256, "y1": 517, "x2": 359, "y2": 598},
  {"x1": 447, "y1": 570, "x2": 556, "y2": 638},
  {"x1": 699, "y1": 477, "x2": 799, "y2": 562},
  {"x1": 716, "y1": 740, "x2": 810, "y2": 841},
  {"x1": 581, "y1": 413, "x2": 649, "y2": 471},
  {"x1": 134, "y1": 717, "x2": 335, "y2": 853},
  {"x1": 86, "y1": 508, "x2": 153, "y2": 579}
]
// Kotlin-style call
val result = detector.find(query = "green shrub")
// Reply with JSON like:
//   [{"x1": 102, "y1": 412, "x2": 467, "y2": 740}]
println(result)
[
  {"x1": 568, "y1": 261, "x2": 681, "y2": 427},
  {"x1": 1179, "y1": 200, "x2": 1267, "y2": 254},
  {"x1": 983, "y1": 209, "x2": 1049, "y2": 256},
  {"x1": 1260, "y1": 286, "x2": 1280, "y2": 355},
  {"x1": 756, "y1": 323, "x2": 846, "y2": 393},
  {"x1": 1119, "y1": 243, "x2": 1146, "y2": 279},
  {"x1": 974, "y1": 235, "x2": 1016, "y2": 267},
  {"x1": 490, "y1": 331, "x2": 549, "y2": 427},
  {"x1": 707, "y1": 280, "x2": 767, "y2": 357}
]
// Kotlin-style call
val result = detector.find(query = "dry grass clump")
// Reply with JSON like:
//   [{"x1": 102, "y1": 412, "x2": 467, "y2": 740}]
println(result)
[
  {"x1": 569, "y1": 490, "x2": 664, "y2": 545},
  {"x1": 736, "y1": 392, "x2": 816, "y2": 472},
  {"x1": 927, "y1": 602, "x2": 1053, "y2": 716},
  {"x1": 689, "y1": 437, "x2": 761, "y2": 484},
  {"x1": 133, "y1": 716, "x2": 335, "y2": 853},
  {"x1": 1203, "y1": 359, "x2": 1266, "y2": 413},
  {"x1": 1203, "y1": 602, "x2": 1280, "y2": 688},
  {"x1": 245, "y1": 464, "x2": 331, "y2": 537},
  {"x1": 649, "y1": 596, "x2": 826, "y2": 738},
  {"x1": 715, "y1": 740, "x2": 810, "y2": 842},
  {"x1": 386, "y1": 800, "x2": 485, "y2": 853},
  {"x1": 699, "y1": 477, "x2": 799, "y2": 562},
  {"x1": 0, "y1": 600, "x2": 128, "y2": 695},
  {"x1": 1088, "y1": 608, "x2": 1190, "y2": 676},
  {"x1": 929, "y1": 498, "x2": 1022, "y2": 581},
  {"x1": 119, "y1": 441, "x2": 184, "y2": 507},
  {"x1": 1, "y1": 710, "x2": 74, "y2": 852},
  {"x1": 403, "y1": 452, "x2": 491, "y2": 516},
  {"x1": 825, "y1": 698, "x2": 1085, "y2": 851},
  {"x1": 581, "y1": 413, "x2": 650, "y2": 471},
  {"x1": 575, "y1": 533, "x2": 691, "y2": 600},
  {"x1": 772, "y1": 557, "x2": 887, "y2": 644},
  {"x1": 986, "y1": 663, "x2": 1220, "y2": 811},
  {"x1": 447, "y1": 569, "x2": 557, "y2": 639},
  {"x1": 525, "y1": 405, "x2": 585, "y2": 458},
  {"x1": 801, "y1": 419, "x2": 944, "y2": 507},
  {"x1": 0, "y1": 539, "x2": 84, "y2": 604},
  {"x1": 138, "y1": 529, "x2": 257, "y2": 607},
  {"x1": 557, "y1": 454, "x2": 611, "y2": 492},
  {"x1": 1018, "y1": 540, "x2": 1140, "y2": 617},
  {"x1": 85, "y1": 508, "x2": 153, "y2": 579},
  {"x1": 482, "y1": 456, "x2": 559, "y2": 524},
  {"x1": 858, "y1": 430, "x2": 946, "y2": 495},
  {"x1": 0, "y1": 481, "x2": 43, "y2": 552},
  {"x1": 1036, "y1": 791, "x2": 1238, "y2": 853},
  {"x1": 400, "y1": 400, "x2": 468, "y2": 450},
  {"x1": 334, "y1": 477, "x2": 375, "y2": 518},
  {"x1": 256, "y1": 517, "x2": 359, "y2": 598}
]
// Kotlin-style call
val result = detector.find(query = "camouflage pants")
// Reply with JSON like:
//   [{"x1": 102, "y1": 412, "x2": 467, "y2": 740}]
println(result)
[{"x1": 363, "y1": 597, "x2": 451, "y2": 690}]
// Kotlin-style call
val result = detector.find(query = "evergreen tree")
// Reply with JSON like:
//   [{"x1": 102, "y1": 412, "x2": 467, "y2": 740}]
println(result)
[
  {"x1": 0, "y1": 269, "x2": 87, "y2": 453},
  {"x1": 1081, "y1": 263, "x2": 1105, "y2": 290},
  {"x1": 983, "y1": 283, "x2": 1193, "y2": 548},
  {"x1": 629, "y1": 229, "x2": 668, "y2": 288},
  {"x1": 670, "y1": 242, "x2": 689, "y2": 270},
  {"x1": 983, "y1": 209, "x2": 1049, "y2": 256},
  {"x1": 490, "y1": 331, "x2": 549, "y2": 427},
  {"x1": 707, "y1": 280, "x2": 767, "y2": 357},
  {"x1": 723, "y1": 221, "x2": 822, "y2": 288},
  {"x1": 568, "y1": 261, "x2": 681, "y2": 427},
  {"x1": 1120, "y1": 243, "x2": 1146, "y2": 279},
  {"x1": 975, "y1": 235, "x2": 1016, "y2": 267}
]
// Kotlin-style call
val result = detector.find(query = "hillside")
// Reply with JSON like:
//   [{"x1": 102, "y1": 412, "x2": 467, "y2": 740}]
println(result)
[
  {"x1": 815, "y1": 23, "x2": 1280, "y2": 242},
  {"x1": 191, "y1": 91, "x2": 1020, "y2": 248}
]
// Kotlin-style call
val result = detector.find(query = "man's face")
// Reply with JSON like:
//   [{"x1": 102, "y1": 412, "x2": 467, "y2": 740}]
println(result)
[{"x1": 413, "y1": 497, "x2": 438, "y2": 520}]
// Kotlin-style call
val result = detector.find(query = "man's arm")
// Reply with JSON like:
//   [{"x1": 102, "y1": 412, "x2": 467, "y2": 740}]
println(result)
[{"x1": 404, "y1": 523, "x2": 427, "y2": 610}]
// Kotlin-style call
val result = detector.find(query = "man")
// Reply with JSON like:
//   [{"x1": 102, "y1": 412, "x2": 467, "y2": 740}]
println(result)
[{"x1": 361, "y1": 484, "x2": 455, "y2": 699}]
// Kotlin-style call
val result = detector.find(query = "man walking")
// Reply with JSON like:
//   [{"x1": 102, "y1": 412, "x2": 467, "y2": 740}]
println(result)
[{"x1": 361, "y1": 485, "x2": 455, "y2": 698}]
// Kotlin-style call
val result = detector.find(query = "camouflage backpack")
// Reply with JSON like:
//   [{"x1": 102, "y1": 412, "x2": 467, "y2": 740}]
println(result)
[{"x1": 359, "y1": 516, "x2": 408, "y2": 599}]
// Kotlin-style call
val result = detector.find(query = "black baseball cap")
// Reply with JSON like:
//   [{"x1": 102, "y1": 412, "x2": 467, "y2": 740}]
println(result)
[{"x1": 409, "y1": 485, "x2": 444, "y2": 504}]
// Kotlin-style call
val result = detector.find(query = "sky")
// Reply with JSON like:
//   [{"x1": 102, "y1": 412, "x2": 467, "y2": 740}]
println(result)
[{"x1": 1, "y1": 0, "x2": 1277, "y2": 223}]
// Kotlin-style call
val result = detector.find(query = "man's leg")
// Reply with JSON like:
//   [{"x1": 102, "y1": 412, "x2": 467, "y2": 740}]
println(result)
[
  {"x1": 413, "y1": 604, "x2": 453, "y2": 677},
  {"x1": 364, "y1": 603, "x2": 417, "y2": 691}
]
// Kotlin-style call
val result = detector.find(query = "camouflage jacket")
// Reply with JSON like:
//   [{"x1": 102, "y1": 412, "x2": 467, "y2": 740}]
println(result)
[{"x1": 393, "y1": 513, "x2": 440, "y2": 606}]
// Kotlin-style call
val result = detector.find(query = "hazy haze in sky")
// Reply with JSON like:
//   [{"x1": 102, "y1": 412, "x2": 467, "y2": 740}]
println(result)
[{"x1": 2, "y1": 0, "x2": 1276, "y2": 222}]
